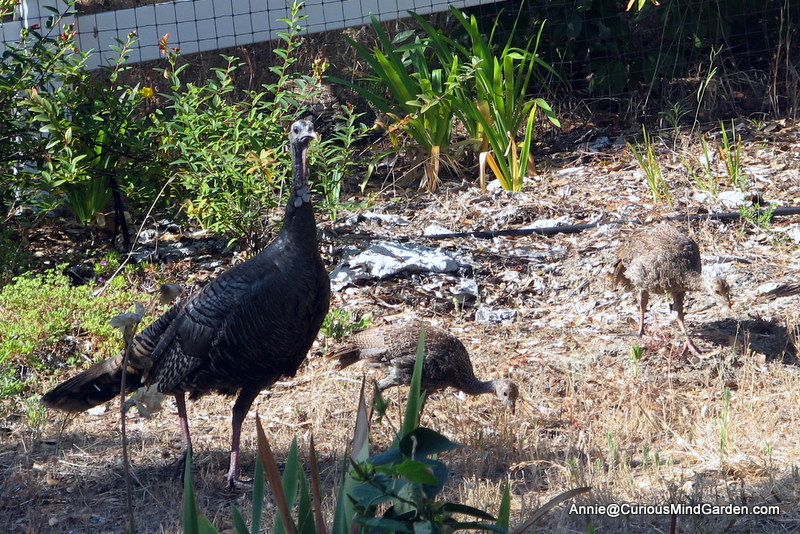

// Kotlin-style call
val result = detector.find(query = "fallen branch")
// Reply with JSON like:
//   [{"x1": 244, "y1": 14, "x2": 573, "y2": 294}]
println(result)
[{"x1": 422, "y1": 206, "x2": 800, "y2": 240}]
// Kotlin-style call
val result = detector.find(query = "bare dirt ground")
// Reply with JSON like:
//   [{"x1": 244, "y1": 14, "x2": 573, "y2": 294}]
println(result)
[{"x1": 2, "y1": 115, "x2": 800, "y2": 533}]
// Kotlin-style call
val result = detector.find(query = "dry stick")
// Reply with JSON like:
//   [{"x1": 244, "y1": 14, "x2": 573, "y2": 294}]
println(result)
[
  {"x1": 422, "y1": 206, "x2": 800, "y2": 240},
  {"x1": 119, "y1": 322, "x2": 140, "y2": 534}
]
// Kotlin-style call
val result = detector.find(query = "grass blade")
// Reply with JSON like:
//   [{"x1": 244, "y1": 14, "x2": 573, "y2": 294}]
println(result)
[
  {"x1": 397, "y1": 325, "x2": 427, "y2": 443},
  {"x1": 333, "y1": 378, "x2": 371, "y2": 534},
  {"x1": 182, "y1": 449, "x2": 199, "y2": 534},
  {"x1": 250, "y1": 454, "x2": 265, "y2": 534},
  {"x1": 497, "y1": 484, "x2": 511, "y2": 531},
  {"x1": 308, "y1": 434, "x2": 328, "y2": 534},
  {"x1": 256, "y1": 414, "x2": 297, "y2": 534}
]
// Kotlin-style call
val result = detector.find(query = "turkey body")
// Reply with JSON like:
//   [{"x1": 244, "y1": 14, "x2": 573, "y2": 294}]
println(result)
[
  {"x1": 42, "y1": 120, "x2": 331, "y2": 487},
  {"x1": 612, "y1": 223, "x2": 730, "y2": 352},
  {"x1": 330, "y1": 321, "x2": 518, "y2": 412}
]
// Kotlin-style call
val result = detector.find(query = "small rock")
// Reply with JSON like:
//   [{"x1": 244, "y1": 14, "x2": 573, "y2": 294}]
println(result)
[
  {"x1": 756, "y1": 282, "x2": 783, "y2": 295},
  {"x1": 451, "y1": 279, "x2": 479, "y2": 303}
]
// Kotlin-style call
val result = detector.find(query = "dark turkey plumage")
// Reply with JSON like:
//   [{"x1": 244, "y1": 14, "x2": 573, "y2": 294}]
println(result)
[
  {"x1": 42, "y1": 120, "x2": 331, "y2": 487},
  {"x1": 612, "y1": 223, "x2": 731, "y2": 353},
  {"x1": 329, "y1": 321, "x2": 518, "y2": 413}
]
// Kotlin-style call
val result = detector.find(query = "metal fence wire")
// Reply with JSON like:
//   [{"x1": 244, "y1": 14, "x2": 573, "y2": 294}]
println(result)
[{"x1": 2, "y1": 0, "x2": 797, "y2": 118}]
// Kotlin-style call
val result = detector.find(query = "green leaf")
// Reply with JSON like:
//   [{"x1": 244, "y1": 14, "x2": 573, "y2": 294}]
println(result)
[
  {"x1": 350, "y1": 481, "x2": 395, "y2": 508},
  {"x1": 182, "y1": 449, "x2": 199, "y2": 534},
  {"x1": 396, "y1": 326, "x2": 427, "y2": 446},
  {"x1": 382, "y1": 459, "x2": 439, "y2": 486},
  {"x1": 256, "y1": 415, "x2": 297, "y2": 534},
  {"x1": 297, "y1": 465, "x2": 315, "y2": 534},
  {"x1": 441, "y1": 502, "x2": 496, "y2": 521},
  {"x1": 370, "y1": 447, "x2": 404, "y2": 467},
  {"x1": 357, "y1": 516, "x2": 413, "y2": 532},
  {"x1": 250, "y1": 457, "x2": 265, "y2": 534},
  {"x1": 333, "y1": 378, "x2": 371, "y2": 534},
  {"x1": 399, "y1": 428, "x2": 463, "y2": 458},
  {"x1": 230, "y1": 506, "x2": 249, "y2": 534},
  {"x1": 496, "y1": 484, "x2": 511, "y2": 531},
  {"x1": 182, "y1": 449, "x2": 219, "y2": 533}
]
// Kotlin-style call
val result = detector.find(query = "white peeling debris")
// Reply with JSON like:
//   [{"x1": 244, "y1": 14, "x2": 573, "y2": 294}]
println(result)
[
  {"x1": 717, "y1": 190, "x2": 749, "y2": 209},
  {"x1": 521, "y1": 215, "x2": 573, "y2": 230},
  {"x1": 756, "y1": 282, "x2": 784, "y2": 295},
  {"x1": 475, "y1": 306, "x2": 517, "y2": 323},
  {"x1": 555, "y1": 166, "x2": 587, "y2": 176},
  {"x1": 423, "y1": 224, "x2": 453, "y2": 236},
  {"x1": 487, "y1": 177, "x2": 536, "y2": 191},
  {"x1": 330, "y1": 241, "x2": 469, "y2": 290}
]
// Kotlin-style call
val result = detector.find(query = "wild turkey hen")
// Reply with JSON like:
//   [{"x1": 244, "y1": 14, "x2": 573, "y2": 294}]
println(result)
[
  {"x1": 329, "y1": 321, "x2": 519, "y2": 413},
  {"x1": 612, "y1": 223, "x2": 731, "y2": 354},
  {"x1": 42, "y1": 120, "x2": 331, "y2": 487}
]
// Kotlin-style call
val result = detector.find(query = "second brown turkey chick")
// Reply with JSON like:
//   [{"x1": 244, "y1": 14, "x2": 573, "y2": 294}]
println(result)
[
  {"x1": 612, "y1": 223, "x2": 731, "y2": 353},
  {"x1": 329, "y1": 321, "x2": 518, "y2": 413}
]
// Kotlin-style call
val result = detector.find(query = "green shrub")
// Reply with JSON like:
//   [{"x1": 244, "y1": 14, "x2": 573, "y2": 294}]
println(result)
[
  {"x1": 334, "y1": 5, "x2": 559, "y2": 192},
  {"x1": 0, "y1": 225, "x2": 33, "y2": 285},
  {"x1": 153, "y1": 1, "x2": 331, "y2": 250},
  {"x1": 332, "y1": 16, "x2": 467, "y2": 192},
  {"x1": 0, "y1": 267, "x2": 150, "y2": 397},
  {"x1": 14, "y1": 11, "x2": 159, "y2": 224},
  {"x1": 416, "y1": 6, "x2": 560, "y2": 191},
  {"x1": 627, "y1": 126, "x2": 671, "y2": 205},
  {"x1": 321, "y1": 308, "x2": 372, "y2": 340},
  {"x1": 311, "y1": 103, "x2": 371, "y2": 219}
]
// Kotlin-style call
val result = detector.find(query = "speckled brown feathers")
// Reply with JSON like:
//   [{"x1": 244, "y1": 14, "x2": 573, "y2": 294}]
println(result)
[
  {"x1": 330, "y1": 321, "x2": 518, "y2": 412},
  {"x1": 612, "y1": 223, "x2": 731, "y2": 351},
  {"x1": 42, "y1": 120, "x2": 331, "y2": 487}
]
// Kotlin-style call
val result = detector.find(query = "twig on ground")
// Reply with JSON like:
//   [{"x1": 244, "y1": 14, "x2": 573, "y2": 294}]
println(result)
[{"x1": 422, "y1": 206, "x2": 800, "y2": 240}]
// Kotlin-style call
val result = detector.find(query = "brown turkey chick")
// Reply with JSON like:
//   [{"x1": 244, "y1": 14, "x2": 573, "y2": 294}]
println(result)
[
  {"x1": 330, "y1": 322, "x2": 518, "y2": 413},
  {"x1": 612, "y1": 223, "x2": 731, "y2": 353}
]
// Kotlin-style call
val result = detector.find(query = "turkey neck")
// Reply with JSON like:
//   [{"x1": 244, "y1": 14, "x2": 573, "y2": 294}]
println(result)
[
  {"x1": 458, "y1": 376, "x2": 496, "y2": 396},
  {"x1": 278, "y1": 135, "x2": 317, "y2": 247}
]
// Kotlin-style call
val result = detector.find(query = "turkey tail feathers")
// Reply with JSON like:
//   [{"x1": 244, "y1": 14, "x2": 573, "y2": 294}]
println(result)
[
  {"x1": 41, "y1": 354, "x2": 144, "y2": 412},
  {"x1": 326, "y1": 345, "x2": 362, "y2": 370}
]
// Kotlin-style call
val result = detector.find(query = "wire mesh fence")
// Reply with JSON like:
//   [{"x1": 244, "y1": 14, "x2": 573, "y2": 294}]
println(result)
[
  {"x1": 2, "y1": 0, "x2": 494, "y2": 69},
  {"x1": 2, "y1": 0, "x2": 797, "y2": 118}
]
